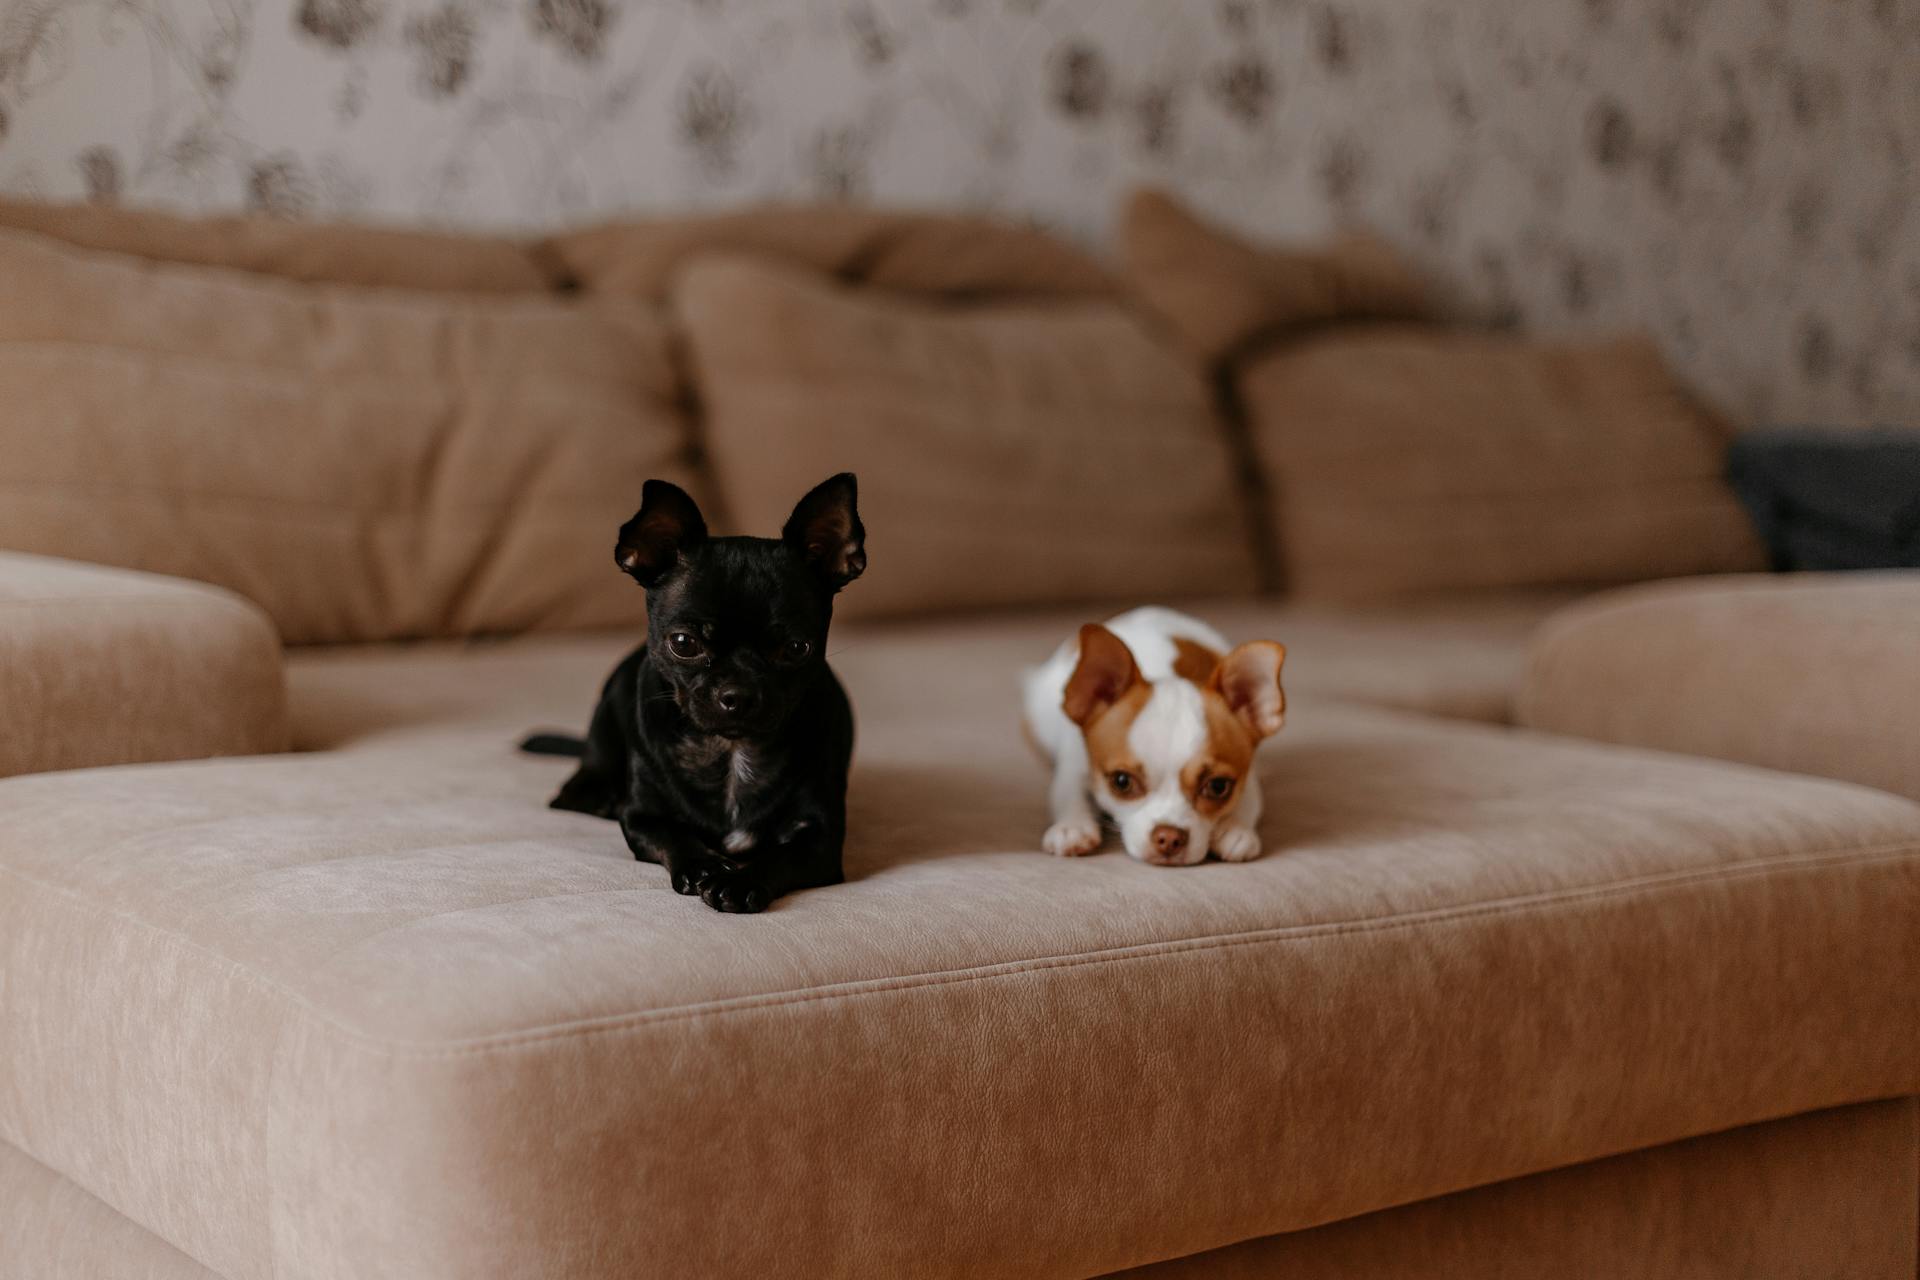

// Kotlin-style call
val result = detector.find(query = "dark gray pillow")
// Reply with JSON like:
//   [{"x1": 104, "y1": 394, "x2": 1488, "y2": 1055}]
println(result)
[{"x1": 1728, "y1": 428, "x2": 1920, "y2": 571}]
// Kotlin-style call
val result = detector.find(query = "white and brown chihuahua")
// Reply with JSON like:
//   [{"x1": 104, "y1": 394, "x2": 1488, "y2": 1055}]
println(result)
[{"x1": 1022, "y1": 607, "x2": 1286, "y2": 866}]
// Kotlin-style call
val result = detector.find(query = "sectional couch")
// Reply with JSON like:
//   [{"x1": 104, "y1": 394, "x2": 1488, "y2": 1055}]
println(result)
[{"x1": 1, "y1": 192, "x2": 1916, "y2": 1279}]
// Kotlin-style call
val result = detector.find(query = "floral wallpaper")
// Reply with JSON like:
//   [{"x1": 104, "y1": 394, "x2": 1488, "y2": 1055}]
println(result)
[{"x1": 0, "y1": 0, "x2": 1915, "y2": 426}]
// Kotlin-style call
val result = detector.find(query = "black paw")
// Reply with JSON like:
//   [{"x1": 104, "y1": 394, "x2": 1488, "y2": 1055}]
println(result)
[
  {"x1": 699, "y1": 869, "x2": 770, "y2": 914},
  {"x1": 669, "y1": 862, "x2": 719, "y2": 896}
]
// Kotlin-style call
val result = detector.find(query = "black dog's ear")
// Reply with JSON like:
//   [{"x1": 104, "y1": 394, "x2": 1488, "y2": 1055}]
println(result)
[
  {"x1": 783, "y1": 472, "x2": 866, "y2": 592},
  {"x1": 616, "y1": 480, "x2": 708, "y2": 587}
]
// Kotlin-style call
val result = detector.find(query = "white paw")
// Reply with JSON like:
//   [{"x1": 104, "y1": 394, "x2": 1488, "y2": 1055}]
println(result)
[
  {"x1": 1043, "y1": 820, "x2": 1103, "y2": 857},
  {"x1": 1212, "y1": 826, "x2": 1264, "y2": 862}
]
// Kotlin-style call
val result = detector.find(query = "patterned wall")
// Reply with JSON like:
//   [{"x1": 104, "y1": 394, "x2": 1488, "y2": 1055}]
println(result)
[{"x1": 1, "y1": 0, "x2": 1916, "y2": 426}]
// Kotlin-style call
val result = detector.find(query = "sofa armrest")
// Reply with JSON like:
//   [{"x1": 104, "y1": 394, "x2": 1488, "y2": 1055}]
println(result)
[
  {"x1": 0, "y1": 553, "x2": 287, "y2": 777},
  {"x1": 1516, "y1": 573, "x2": 1920, "y2": 801}
]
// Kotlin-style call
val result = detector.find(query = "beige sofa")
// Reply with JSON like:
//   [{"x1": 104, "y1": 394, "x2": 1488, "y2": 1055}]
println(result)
[{"x1": 2, "y1": 196, "x2": 1917, "y2": 1279}]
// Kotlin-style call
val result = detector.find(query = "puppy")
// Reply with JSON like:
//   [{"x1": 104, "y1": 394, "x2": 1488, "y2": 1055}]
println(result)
[
  {"x1": 549, "y1": 473, "x2": 866, "y2": 913},
  {"x1": 1022, "y1": 607, "x2": 1286, "y2": 866}
]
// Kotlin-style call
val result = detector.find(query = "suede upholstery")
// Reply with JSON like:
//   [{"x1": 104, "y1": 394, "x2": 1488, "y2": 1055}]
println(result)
[
  {"x1": 0, "y1": 196, "x2": 558, "y2": 292},
  {"x1": 1, "y1": 1141, "x2": 225, "y2": 1280},
  {"x1": 1518, "y1": 572, "x2": 1920, "y2": 802},
  {"x1": 3, "y1": 616, "x2": 1918, "y2": 1278},
  {"x1": 675, "y1": 256, "x2": 1259, "y2": 618},
  {"x1": 1238, "y1": 326, "x2": 1767, "y2": 599},
  {"x1": 0, "y1": 228, "x2": 699, "y2": 644},
  {"x1": 284, "y1": 593, "x2": 1583, "y2": 754},
  {"x1": 0, "y1": 553, "x2": 286, "y2": 778},
  {"x1": 1115, "y1": 1099, "x2": 1920, "y2": 1280},
  {"x1": 7, "y1": 1101, "x2": 1914, "y2": 1280}
]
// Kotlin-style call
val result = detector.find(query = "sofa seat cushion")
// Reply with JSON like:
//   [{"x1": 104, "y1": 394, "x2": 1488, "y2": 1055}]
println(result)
[
  {"x1": 3, "y1": 633, "x2": 1917, "y2": 1278},
  {"x1": 282, "y1": 592, "x2": 1585, "y2": 754}
]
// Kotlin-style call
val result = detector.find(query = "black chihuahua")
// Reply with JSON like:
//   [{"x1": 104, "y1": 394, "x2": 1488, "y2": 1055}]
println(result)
[{"x1": 540, "y1": 473, "x2": 866, "y2": 913}]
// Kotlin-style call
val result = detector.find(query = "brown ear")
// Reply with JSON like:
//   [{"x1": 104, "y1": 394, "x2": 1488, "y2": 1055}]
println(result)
[
  {"x1": 1209, "y1": 641, "x2": 1286, "y2": 738},
  {"x1": 1062, "y1": 624, "x2": 1142, "y2": 726}
]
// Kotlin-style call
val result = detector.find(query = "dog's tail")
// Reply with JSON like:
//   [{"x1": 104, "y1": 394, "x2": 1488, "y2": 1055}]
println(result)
[{"x1": 518, "y1": 732, "x2": 586, "y2": 758}]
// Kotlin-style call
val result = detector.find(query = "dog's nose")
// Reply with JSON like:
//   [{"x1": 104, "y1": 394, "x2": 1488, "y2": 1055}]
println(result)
[
  {"x1": 715, "y1": 686, "x2": 755, "y2": 715},
  {"x1": 1150, "y1": 825, "x2": 1189, "y2": 858}
]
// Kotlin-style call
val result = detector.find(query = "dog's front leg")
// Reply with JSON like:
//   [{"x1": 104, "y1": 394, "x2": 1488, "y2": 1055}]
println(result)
[
  {"x1": 1042, "y1": 735, "x2": 1103, "y2": 856},
  {"x1": 621, "y1": 809, "x2": 726, "y2": 895},
  {"x1": 699, "y1": 812, "x2": 844, "y2": 915}
]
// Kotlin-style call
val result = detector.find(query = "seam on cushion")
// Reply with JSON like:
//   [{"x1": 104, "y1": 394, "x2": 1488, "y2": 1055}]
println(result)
[
  {"x1": 0, "y1": 1138, "x2": 236, "y2": 1280},
  {"x1": 3, "y1": 839, "x2": 1917, "y2": 1059}
]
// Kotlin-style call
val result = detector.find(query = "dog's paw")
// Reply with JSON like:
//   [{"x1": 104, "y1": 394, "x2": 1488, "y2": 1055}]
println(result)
[
  {"x1": 1212, "y1": 826, "x2": 1264, "y2": 862},
  {"x1": 1043, "y1": 820, "x2": 1103, "y2": 857},
  {"x1": 670, "y1": 862, "x2": 719, "y2": 896},
  {"x1": 699, "y1": 868, "x2": 770, "y2": 914}
]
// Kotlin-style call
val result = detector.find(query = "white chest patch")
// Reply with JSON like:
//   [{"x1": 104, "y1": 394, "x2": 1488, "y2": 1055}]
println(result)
[
  {"x1": 724, "y1": 749, "x2": 757, "y2": 820},
  {"x1": 723, "y1": 829, "x2": 757, "y2": 854}
]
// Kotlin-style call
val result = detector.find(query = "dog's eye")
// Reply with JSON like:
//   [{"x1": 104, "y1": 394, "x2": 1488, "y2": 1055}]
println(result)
[
  {"x1": 1109, "y1": 771, "x2": 1136, "y2": 797},
  {"x1": 665, "y1": 632, "x2": 704, "y2": 660},
  {"x1": 777, "y1": 638, "x2": 812, "y2": 665},
  {"x1": 1205, "y1": 775, "x2": 1235, "y2": 800}
]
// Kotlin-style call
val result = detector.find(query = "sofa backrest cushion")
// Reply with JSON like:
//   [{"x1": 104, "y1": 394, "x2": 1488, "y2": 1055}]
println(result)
[
  {"x1": 674, "y1": 255, "x2": 1260, "y2": 619},
  {"x1": 1242, "y1": 326, "x2": 1766, "y2": 599},
  {"x1": 0, "y1": 197, "x2": 560, "y2": 293},
  {"x1": 546, "y1": 204, "x2": 1118, "y2": 302},
  {"x1": 0, "y1": 228, "x2": 694, "y2": 644},
  {"x1": 1120, "y1": 188, "x2": 1432, "y2": 365}
]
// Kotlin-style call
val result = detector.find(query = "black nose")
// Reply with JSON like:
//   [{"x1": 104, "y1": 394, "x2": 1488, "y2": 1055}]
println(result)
[{"x1": 716, "y1": 686, "x2": 755, "y2": 715}]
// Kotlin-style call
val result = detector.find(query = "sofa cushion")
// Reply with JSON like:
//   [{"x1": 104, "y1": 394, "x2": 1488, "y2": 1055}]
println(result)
[
  {"x1": 1120, "y1": 188, "x2": 1432, "y2": 364},
  {"x1": 0, "y1": 553, "x2": 286, "y2": 777},
  {"x1": 1240, "y1": 326, "x2": 1767, "y2": 599},
  {"x1": 3, "y1": 626, "x2": 1916, "y2": 1278},
  {"x1": 1518, "y1": 572, "x2": 1920, "y2": 802},
  {"x1": 545, "y1": 203, "x2": 1117, "y2": 301},
  {"x1": 0, "y1": 228, "x2": 699, "y2": 645},
  {"x1": 674, "y1": 255, "x2": 1260, "y2": 618},
  {"x1": 282, "y1": 591, "x2": 1586, "y2": 752},
  {"x1": 1111, "y1": 1100, "x2": 1920, "y2": 1280},
  {"x1": 8, "y1": 1103, "x2": 1914, "y2": 1280},
  {"x1": 0, "y1": 196, "x2": 558, "y2": 292}
]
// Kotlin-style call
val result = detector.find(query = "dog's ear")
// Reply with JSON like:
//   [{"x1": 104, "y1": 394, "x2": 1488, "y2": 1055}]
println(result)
[
  {"x1": 783, "y1": 472, "x2": 866, "y2": 591},
  {"x1": 1063, "y1": 624, "x2": 1143, "y2": 726},
  {"x1": 1209, "y1": 641, "x2": 1287, "y2": 739},
  {"x1": 615, "y1": 479, "x2": 708, "y2": 587}
]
